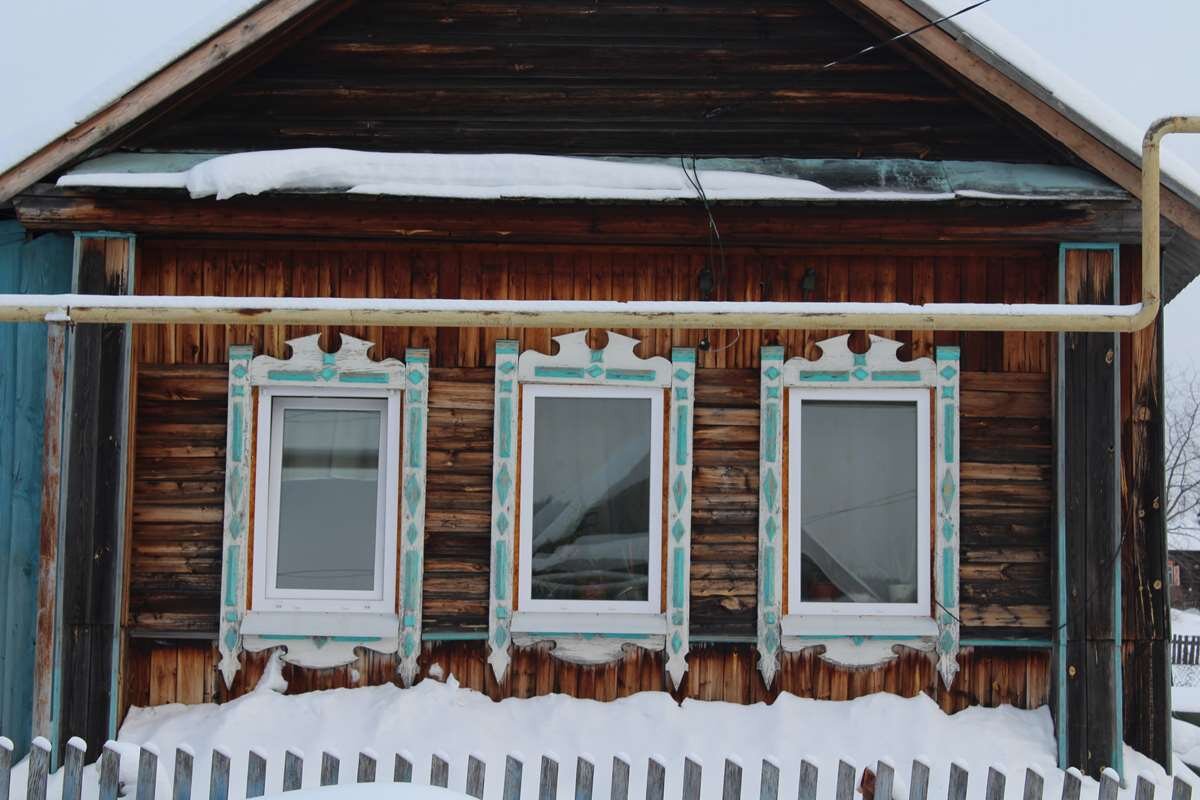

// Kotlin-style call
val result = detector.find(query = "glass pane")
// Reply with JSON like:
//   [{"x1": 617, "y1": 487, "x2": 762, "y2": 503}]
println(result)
[
  {"x1": 275, "y1": 405, "x2": 382, "y2": 592},
  {"x1": 530, "y1": 396, "x2": 652, "y2": 602},
  {"x1": 799, "y1": 400, "x2": 919, "y2": 605}
]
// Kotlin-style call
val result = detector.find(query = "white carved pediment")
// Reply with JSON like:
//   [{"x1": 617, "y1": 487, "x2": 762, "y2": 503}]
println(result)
[{"x1": 518, "y1": 330, "x2": 672, "y2": 387}]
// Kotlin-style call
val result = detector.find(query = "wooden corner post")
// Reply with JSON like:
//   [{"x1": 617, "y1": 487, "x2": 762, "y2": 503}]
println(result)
[{"x1": 1058, "y1": 244, "x2": 1124, "y2": 777}]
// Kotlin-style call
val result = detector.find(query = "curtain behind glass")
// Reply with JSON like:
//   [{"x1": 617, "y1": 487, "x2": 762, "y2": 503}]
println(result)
[
  {"x1": 530, "y1": 396, "x2": 652, "y2": 602},
  {"x1": 275, "y1": 406, "x2": 382, "y2": 592},
  {"x1": 798, "y1": 400, "x2": 918, "y2": 605}
]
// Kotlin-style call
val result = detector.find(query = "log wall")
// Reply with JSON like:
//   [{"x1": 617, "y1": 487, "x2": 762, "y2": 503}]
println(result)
[{"x1": 121, "y1": 238, "x2": 1058, "y2": 718}]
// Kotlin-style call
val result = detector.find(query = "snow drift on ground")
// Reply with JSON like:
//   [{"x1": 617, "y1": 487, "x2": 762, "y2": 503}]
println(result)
[{"x1": 8, "y1": 667, "x2": 1195, "y2": 800}]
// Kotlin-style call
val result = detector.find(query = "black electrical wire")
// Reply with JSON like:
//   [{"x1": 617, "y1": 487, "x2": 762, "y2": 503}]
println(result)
[{"x1": 823, "y1": 0, "x2": 998, "y2": 69}]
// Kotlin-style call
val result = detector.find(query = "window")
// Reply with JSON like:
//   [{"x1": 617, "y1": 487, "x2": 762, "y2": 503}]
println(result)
[
  {"x1": 252, "y1": 389, "x2": 401, "y2": 614},
  {"x1": 518, "y1": 383, "x2": 664, "y2": 615},
  {"x1": 787, "y1": 388, "x2": 931, "y2": 617}
]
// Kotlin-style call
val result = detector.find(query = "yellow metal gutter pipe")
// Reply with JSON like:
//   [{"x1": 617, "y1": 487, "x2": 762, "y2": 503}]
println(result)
[{"x1": 1, "y1": 118, "x2": 1196, "y2": 332}]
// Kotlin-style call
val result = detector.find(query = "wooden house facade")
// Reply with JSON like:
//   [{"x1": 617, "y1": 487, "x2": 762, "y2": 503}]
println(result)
[{"x1": 1, "y1": 0, "x2": 1197, "y2": 779}]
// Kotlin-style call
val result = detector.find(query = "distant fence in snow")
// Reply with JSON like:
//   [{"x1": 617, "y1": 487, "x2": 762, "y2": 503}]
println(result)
[
  {"x1": 0, "y1": 735, "x2": 1191, "y2": 800},
  {"x1": 1173, "y1": 635, "x2": 1200, "y2": 665}
]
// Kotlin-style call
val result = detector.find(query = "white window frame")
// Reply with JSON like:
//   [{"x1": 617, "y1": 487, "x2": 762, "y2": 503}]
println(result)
[
  {"x1": 252, "y1": 386, "x2": 401, "y2": 614},
  {"x1": 786, "y1": 386, "x2": 931, "y2": 618},
  {"x1": 517, "y1": 382, "x2": 664, "y2": 616}
]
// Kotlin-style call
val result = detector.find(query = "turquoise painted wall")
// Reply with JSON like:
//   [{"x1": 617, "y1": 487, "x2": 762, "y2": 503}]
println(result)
[{"x1": 0, "y1": 222, "x2": 72, "y2": 758}]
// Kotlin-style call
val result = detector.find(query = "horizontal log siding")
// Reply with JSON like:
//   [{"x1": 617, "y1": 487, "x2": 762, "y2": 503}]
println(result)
[
  {"x1": 123, "y1": 239, "x2": 1054, "y2": 713},
  {"x1": 127, "y1": 0, "x2": 1062, "y2": 162}
]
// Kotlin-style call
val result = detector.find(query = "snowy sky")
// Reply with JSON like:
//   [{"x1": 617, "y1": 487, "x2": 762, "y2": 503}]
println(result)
[{"x1": 1, "y1": 0, "x2": 1199, "y2": 369}]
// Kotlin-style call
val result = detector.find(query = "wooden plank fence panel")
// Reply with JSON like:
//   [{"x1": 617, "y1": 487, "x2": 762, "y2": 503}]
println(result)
[
  {"x1": 246, "y1": 750, "x2": 266, "y2": 799},
  {"x1": 172, "y1": 748, "x2": 194, "y2": 800},
  {"x1": 575, "y1": 757, "x2": 595, "y2": 800},
  {"x1": 283, "y1": 750, "x2": 303, "y2": 792},
  {"x1": 875, "y1": 761, "x2": 894, "y2": 800},
  {"x1": 357, "y1": 751, "x2": 377, "y2": 784},
  {"x1": 432, "y1": 754, "x2": 450, "y2": 788},
  {"x1": 646, "y1": 758, "x2": 665, "y2": 800},
  {"x1": 611, "y1": 757, "x2": 630, "y2": 800},
  {"x1": 1174, "y1": 776, "x2": 1193, "y2": 800},
  {"x1": 209, "y1": 749, "x2": 230, "y2": 800},
  {"x1": 1098, "y1": 770, "x2": 1120, "y2": 800},
  {"x1": 540, "y1": 756, "x2": 560, "y2": 800},
  {"x1": 1023, "y1": 768, "x2": 1044, "y2": 800},
  {"x1": 682, "y1": 759, "x2": 701, "y2": 800},
  {"x1": 395, "y1": 754, "x2": 413, "y2": 784},
  {"x1": 137, "y1": 747, "x2": 159, "y2": 800},
  {"x1": 835, "y1": 761, "x2": 855, "y2": 800},
  {"x1": 1136, "y1": 776, "x2": 1157, "y2": 800},
  {"x1": 320, "y1": 753, "x2": 339, "y2": 787},
  {"x1": 985, "y1": 767, "x2": 1005, "y2": 800},
  {"x1": 98, "y1": 744, "x2": 119, "y2": 800},
  {"x1": 722, "y1": 760, "x2": 742, "y2": 800},
  {"x1": 62, "y1": 740, "x2": 85, "y2": 800},
  {"x1": 797, "y1": 760, "x2": 818, "y2": 800},
  {"x1": 466, "y1": 755, "x2": 486, "y2": 799},
  {"x1": 27, "y1": 739, "x2": 49, "y2": 800},
  {"x1": 759, "y1": 760, "x2": 779, "y2": 800},
  {"x1": 947, "y1": 763, "x2": 969, "y2": 800},
  {"x1": 1061, "y1": 769, "x2": 1082, "y2": 800},
  {"x1": 504, "y1": 755, "x2": 524, "y2": 800},
  {"x1": 909, "y1": 760, "x2": 930, "y2": 800}
]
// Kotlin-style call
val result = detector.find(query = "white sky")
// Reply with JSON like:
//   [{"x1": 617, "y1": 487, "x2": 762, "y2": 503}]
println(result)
[{"x1": 1, "y1": 0, "x2": 1198, "y2": 369}]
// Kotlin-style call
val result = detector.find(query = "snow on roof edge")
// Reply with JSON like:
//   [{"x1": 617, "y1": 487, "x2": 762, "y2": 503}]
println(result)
[{"x1": 909, "y1": 0, "x2": 1200, "y2": 206}]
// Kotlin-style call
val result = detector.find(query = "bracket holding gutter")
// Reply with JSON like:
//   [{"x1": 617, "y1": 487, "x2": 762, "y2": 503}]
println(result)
[{"x1": 0, "y1": 119, "x2": 1195, "y2": 333}]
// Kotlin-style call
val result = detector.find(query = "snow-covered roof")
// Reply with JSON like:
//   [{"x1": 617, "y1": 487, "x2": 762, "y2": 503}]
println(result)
[{"x1": 57, "y1": 150, "x2": 1129, "y2": 203}]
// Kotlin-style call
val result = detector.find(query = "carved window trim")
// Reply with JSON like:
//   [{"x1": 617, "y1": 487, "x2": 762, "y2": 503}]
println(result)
[
  {"x1": 217, "y1": 335, "x2": 429, "y2": 684},
  {"x1": 756, "y1": 335, "x2": 960, "y2": 688},
  {"x1": 487, "y1": 331, "x2": 696, "y2": 688}
]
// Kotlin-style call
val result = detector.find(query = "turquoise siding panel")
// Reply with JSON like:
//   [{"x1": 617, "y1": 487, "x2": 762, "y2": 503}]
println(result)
[{"x1": 0, "y1": 223, "x2": 72, "y2": 759}]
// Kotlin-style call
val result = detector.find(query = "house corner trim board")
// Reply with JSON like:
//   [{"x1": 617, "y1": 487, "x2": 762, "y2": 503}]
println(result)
[
  {"x1": 755, "y1": 335, "x2": 960, "y2": 686},
  {"x1": 218, "y1": 335, "x2": 417, "y2": 684},
  {"x1": 488, "y1": 331, "x2": 692, "y2": 682}
]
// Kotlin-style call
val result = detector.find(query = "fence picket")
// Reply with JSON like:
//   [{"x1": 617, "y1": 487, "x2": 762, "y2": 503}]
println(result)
[
  {"x1": 1022, "y1": 768, "x2": 1044, "y2": 800},
  {"x1": 27, "y1": 738, "x2": 50, "y2": 800},
  {"x1": 432, "y1": 754, "x2": 450, "y2": 788},
  {"x1": 646, "y1": 758, "x2": 666, "y2": 800},
  {"x1": 0, "y1": 736, "x2": 11, "y2": 800},
  {"x1": 875, "y1": 761, "x2": 894, "y2": 800},
  {"x1": 1174, "y1": 776, "x2": 1194, "y2": 800},
  {"x1": 63, "y1": 738, "x2": 87, "y2": 800},
  {"x1": 209, "y1": 749, "x2": 230, "y2": 800},
  {"x1": 682, "y1": 759, "x2": 701, "y2": 800},
  {"x1": 1098, "y1": 770, "x2": 1119, "y2": 800},
  {"x1": 321, "y1": 753, "x2": 339, "y2": 787},
  {"x1": 99, "y1": 743, "x2": 120, "y2": 800},
  {"x1": 246, "y1": 750, "x2": 267, "y2": 799},
  {"x1": 466, "y1": 755, "x2": 486, "y2": 799},
  {"x1": 797, "y1": 760, "x2": 818, "y2": 800},
  {"x1": 909, "y1": 760, "x2": 930, "y2": 800},
  {"x1": 1135, "y1": 775, "x2": 1156, "y2": 800},
  {"x1": 611, "y1": 756, "x2": 630, "y2": 800},
  {"x1": 357, "y1": 751, "x2": 377, "y2": 784},
  {"x1": 504, "y1": 755, "x2": 524, "y2": 800},
  {"x1": 283, "y1": 750, "x2": 303, "y2": 792},
  {"x1": 835, "y1": 761, "x2": 855, "y2": 800},
  {"x1": 575, "y1": 757, "x2": 595, "y2": 800},
  {"x1": 1060, "y1": 768, "x2": 1082, "y2": 800},
  {"x1": 984, "y1": 767, "x2": 1005, "y2": 800},
  {"x1": 396, "y1": 754, "x2": 413, "y2": 784},
  {"x1": 947, "y1": 763, "x2": 968, "y2": 800},
  {"x1": 722, "y1": 759, "x2": 742, "y2": 800},
  {"x1": 759, "y1": 759, "x2": 779, "y2": 800},
  {"x1": 540, "y1": 756, "x2": 560, "y2": 800},
  {"x1": 137, "y1": 746, "x2": 159, "y2": 800},
  {"x1": 172, "y1": 748, "x2": 194, "y2": 800}
]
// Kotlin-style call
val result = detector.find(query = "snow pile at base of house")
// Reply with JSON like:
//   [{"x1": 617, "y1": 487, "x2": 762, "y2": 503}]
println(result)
[
  {"x1": 8, "y1": 673, "x2": 1195, "y2": 800},
  {"x1": 1174, "y1": 719, "x2": 1200, "y2": 769},
  {"x1": 57, "y1": 149, "x2": 961, "y2": 202}
]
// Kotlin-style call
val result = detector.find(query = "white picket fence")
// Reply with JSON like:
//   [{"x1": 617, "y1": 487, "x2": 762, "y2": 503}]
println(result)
[{"x1": 0, "y1": 736, "x2": 1191, "y2": 800}]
